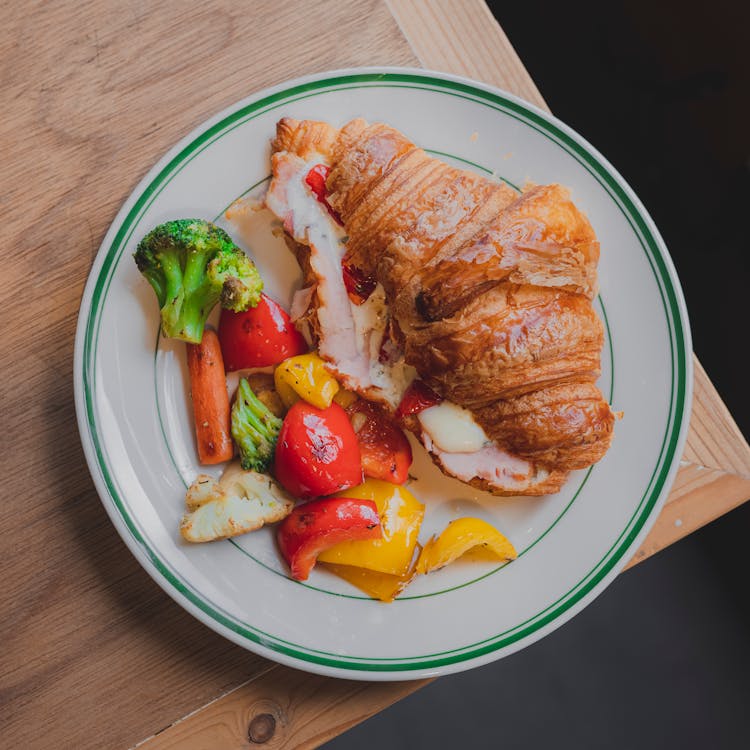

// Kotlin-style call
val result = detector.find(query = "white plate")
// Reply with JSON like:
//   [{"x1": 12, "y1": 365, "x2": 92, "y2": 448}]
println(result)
[{"x1": 74, "y1": 68, "x2": 692, "y2": 680}]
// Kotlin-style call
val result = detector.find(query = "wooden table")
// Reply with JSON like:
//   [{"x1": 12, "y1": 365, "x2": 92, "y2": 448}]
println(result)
[{"x1": 3, "y1": 1, "x2": 749, "y2": 747}]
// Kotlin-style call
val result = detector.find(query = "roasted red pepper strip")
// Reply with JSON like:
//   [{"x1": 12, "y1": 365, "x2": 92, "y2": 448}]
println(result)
[
  {"x1": 348, "y1": 401, "x2": 412, "y2": 484},
  {"x1": 342, "y1": 262, "x2": 377, "y2": 305},
  {"x1": 395, "y1": 380, "x2": 442, "y2": 419},
  {"x1": 304, "y1": 163, "x2": 328, "y2": 201},
  {"x1": 304, "y1": 164, "x2": 343, "y2": 226},
  {"x1": 277, "y1": 497, "x2": 382, "y2": 580}
]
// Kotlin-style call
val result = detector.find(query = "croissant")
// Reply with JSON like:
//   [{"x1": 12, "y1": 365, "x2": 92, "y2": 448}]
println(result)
[{"x1": 265, "y1": 117, "x2": 615, "y2": 496}]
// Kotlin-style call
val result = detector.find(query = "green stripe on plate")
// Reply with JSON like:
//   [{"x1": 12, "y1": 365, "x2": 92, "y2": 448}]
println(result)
[{"x1": 80, "y1": 71, "x2": 688, "y2": 671}]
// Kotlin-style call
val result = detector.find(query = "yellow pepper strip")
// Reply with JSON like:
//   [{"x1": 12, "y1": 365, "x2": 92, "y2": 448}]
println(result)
[
  {"x1": 274, "y1": 353, "x2": 339, "y2": 409},
  {"x1": 273, "y1": 374, "x2": 299, "y2": 408},
  {"x1": 332, "y1": 388, "x2": 358, "y2": 408},
  {"x1": 322, "y1": 563, "x2": 417, "y2": 603},
  {"x1": 416, "y1": 517, "x2": 517, "y2": 575},
  {"x1": 318, "y1": 479, "x2": 425, "y2": 576}
]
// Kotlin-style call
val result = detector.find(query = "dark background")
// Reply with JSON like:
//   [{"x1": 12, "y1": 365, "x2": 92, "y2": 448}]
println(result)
[{"x1": 326, "y1": 1, "x2": 750, "y2": 747}]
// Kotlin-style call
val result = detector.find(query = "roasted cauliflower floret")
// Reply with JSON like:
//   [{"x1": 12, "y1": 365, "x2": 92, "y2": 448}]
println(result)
[{"x1": 180, "y1": 462, "x2": 294, "y2": 543}]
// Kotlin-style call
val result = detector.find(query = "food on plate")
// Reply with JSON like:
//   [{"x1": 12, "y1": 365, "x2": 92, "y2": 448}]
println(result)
[
  {"x1": 332, "y1": 387, "x2": 358, "y2": 409},
  {"x1": 218, "y1": 293, "x2": 307, "y2": 371},
  {"x1": 231, "y1": 377, "x2": 282, "y2": 472},
  {"x1": 395, "y1": 379, "x2": 442, "y2": 418},
  {"x1": 322, "y1": 561, "x2": 417, "y2": 603},
  {"x1": 132, "y1": 202, "x2": 522, "y2": 599},
  {"x1": 346, "y1": 400, "x2": 412, "y2": 484},
  {"x1": 304, "y1": 162, "x2": 343, "y2": 224},
  {"x1": 266, "y1": 117, "x2": 616, "y2": 496},
  {"x1": 186, "y1": 329, "x2": 234, "y2": 465},
  {"x1": 241, "y1": 372, "x2": 286, "y2": 418},
  {"x1": 134, "y1": 219, "x2": 262, "y2": 343},
  {"x1": 180, "y1": 461, "x2": 294, "y2": 542},
  {"x1": 274, "y1": 352, "x2": 340, "y2": 409},
  {"x1": 415, "y1": 517, "x2": 517, "y2": 575},
  {"x1": 133, "y1": 112, "x2": 621, "y2": 600},
  {"x1": 318, "y1": 479, "x2": 424, "y2": 575},
  {"x1": 316, "y1": 488, "x2": 518, "y2": 601},
  {"x1": 274, "y1": 400, "x2": 363, "y2": 499},
  {"x1": 276, "y1": 497, "x2": 382, "y2": 580}
]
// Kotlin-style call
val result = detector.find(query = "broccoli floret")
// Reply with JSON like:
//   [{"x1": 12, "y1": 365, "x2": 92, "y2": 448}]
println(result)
[
  {"x1": 231, "y1": 378, "x2": 283, "y2": 472},
  {"x1": 134, "y1": 219, "x2": 263, "y2": 343}
]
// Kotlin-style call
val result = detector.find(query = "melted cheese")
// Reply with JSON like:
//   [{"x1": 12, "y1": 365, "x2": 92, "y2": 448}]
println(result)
[{"x1": 418, "y1": 401, "x2": 489, "y2": 453}]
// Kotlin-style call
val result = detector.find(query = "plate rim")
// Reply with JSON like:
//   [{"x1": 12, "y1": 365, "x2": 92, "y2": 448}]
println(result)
[{"x1": 73, "y1": 66, "x2": 693, "y2": 680}]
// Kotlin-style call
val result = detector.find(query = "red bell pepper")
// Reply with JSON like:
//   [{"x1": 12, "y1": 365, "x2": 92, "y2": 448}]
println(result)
[
  {"x1": 348, "y1": 401, "x2": 412, "y2": 484},
  {"x1": 342, "y1": 262, "x2": 377, "y2": 305},
  {"x1": 304, "y1": 164, "x2": 343, "y2": 226},
  {"x1": 395, "y1": 380, "x2": 442, "y2": 419},
  {"x1": 277, "y1": 497, "x2": 382, "y2": 580},
  {"x1": 274, "y1": 401, "x2": 363, "y2": 499},
  {"x1": 218, "y1": 293, "x2": 307, "y2": 371}
]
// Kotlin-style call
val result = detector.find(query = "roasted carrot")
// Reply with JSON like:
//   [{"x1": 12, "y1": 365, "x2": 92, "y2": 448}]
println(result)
[{"x1": 186, "y1": 329, "x2": 234, "y2": 464}]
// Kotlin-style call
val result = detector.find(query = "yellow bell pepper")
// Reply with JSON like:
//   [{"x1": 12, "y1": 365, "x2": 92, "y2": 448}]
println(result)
[
  {"x1": 317, "y1": 479, "x2": 425, "y2": 576},
  {"x1": 274, "y1": 353, "x2": 339, "y2": 409},
  {"x1": 322, "y1": 562, "x2": 417, "y2": 603},
  {"x1": 416, "y1": 517, "x2": 517, "y2": 575}
]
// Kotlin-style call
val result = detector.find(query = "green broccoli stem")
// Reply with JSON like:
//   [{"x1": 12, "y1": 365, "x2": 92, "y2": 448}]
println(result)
[
  {"x1": 176, "y1": 283, "x2": 219, "y2": 343},
  {"x1": 183, "y1": 244, "x2": 213, "y2": 296},
  {"x1": 158, "y1": 251, "x2": 188, "y2": 338},
  {"x1": 140, "y1": 265, "x2": 167, "y2": 306},
  {"x1": 159, "y1": 249, "x2": 186, "y2": 302},
  {"x1": 231, "y1": 379, "x2": 282, "y2": 472},
  {"x1": 172, "y1": 305, "x2": 206, "y2": 343}
]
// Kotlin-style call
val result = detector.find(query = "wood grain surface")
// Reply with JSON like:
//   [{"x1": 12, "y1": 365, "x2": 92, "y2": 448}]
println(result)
[
  {"x1": 2, "y1": 1, "x2": 748, "y2": 749},
  {"x1": 1, "y1": 2, "x2": 416, "y2": 749}
]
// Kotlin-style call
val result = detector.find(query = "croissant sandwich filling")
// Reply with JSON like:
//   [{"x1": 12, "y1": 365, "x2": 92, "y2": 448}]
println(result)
[{"x1": 265, "y1": 117, "x2": 615, "y2": 496}]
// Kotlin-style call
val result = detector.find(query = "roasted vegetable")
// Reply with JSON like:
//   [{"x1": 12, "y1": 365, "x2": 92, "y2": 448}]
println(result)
[
  {"x1": 231, "y1": 377, "x2": 283, "y2": 472},
  {"x1": 322, "y1": 562, "x2": 417, "y2": 603},
  {"x1": 180, "y1": 462, "x2": 294, "y2": 543},
  {"x1": 274, "y1": 401, "x2": 362, "y2": 499},
  {"x1": 304, "y1": 163, "x2": 342, "y2": 225},
  {"x1": 243, "y1": 372, "x2": 285, "y2": 418},
  {"x1": 395, "y1": 379, "x2": 442, "y2": 419},
  {"x1": 347, "y1": 401, "x2": 413, "y2": 484},
  {"x1": 318, "y1": 479, "x2": 424, "y2": 575},
  {"x1": 218, "y1": 293, "x2": 307, "y2": 371},
  {"x1": 186, "y1": 329, "x2": 233, "y2": 465},
  {"x1": 416, "y1": 517, "x2": 517, "y2": 575},
  {"x1": 134, "y1": 219, "x2": 262, "y2": 343},
  {"x1": 277, "y1": 497, "x2": 381, "y2": 580},
  {"x1": 274, "y1": 353, "x2": 339, "y2": 409}
]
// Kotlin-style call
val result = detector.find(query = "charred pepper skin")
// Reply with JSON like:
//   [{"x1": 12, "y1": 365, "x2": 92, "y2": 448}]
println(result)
[
  {"x1": 274, "y1": 401, "x2": 363, "y2": 500},
  {"x1": 277, "y1": 497, "x2": 381, "y2": 580}
]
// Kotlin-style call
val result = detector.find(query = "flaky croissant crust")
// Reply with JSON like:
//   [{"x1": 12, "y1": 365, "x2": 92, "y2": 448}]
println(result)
[{"x1": 273, "y1": 117, "x2": 615, "y2": 476}]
